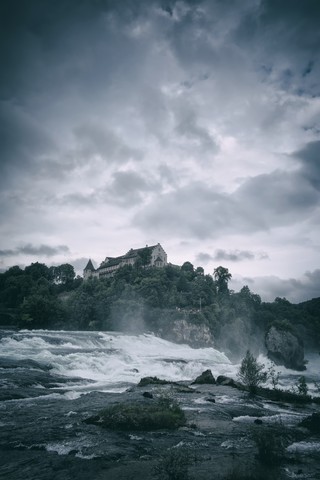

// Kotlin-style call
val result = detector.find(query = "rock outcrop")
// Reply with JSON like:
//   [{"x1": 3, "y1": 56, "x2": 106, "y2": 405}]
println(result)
[
  {"x1": 164, "y1": 319, "x2": 213, "y2": 348},
  {"x1": 192, "y1": 369, "x2": 216, "y2": 385},
  {"x1": 265, "y1": 326, "x2": 306, "y2": 371}
]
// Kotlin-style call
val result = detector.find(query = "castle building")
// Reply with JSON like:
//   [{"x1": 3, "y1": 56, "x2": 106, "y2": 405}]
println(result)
[{"x1": 83, "y1": 243, "x2": 167, "y2": 280}]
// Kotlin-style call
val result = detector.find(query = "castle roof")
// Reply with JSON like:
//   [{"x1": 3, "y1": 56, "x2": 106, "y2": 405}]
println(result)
[{"x1": 95, "y1": 244, "x2": 164, "y2": 271}]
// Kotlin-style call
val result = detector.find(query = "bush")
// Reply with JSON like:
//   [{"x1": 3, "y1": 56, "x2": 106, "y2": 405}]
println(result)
[
  {"x1": 237, "y1": 350, "x2": 267, "y2": 393},
  {"x1": 252, "y1": 426, "x2": 287, "y2": 466},
  {"x1": 154, "y1": 448, "x2": 194, "y2": 480},
  {"x1": 85, "y1": 397, "x2": 186, "y2": 431}
]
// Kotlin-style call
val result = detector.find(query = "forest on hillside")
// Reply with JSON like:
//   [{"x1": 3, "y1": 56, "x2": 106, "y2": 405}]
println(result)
[{"x1": 0, "y1": 259, "x2": 319, "y2": 354}]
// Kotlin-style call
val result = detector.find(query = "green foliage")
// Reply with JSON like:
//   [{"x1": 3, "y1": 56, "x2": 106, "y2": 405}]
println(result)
[
  {"x1": 296, "y1": 376, "x2": 308, "y2": 396},
  {"x1": 267, "y1": 362, "x2": 280, "y2": 390},
  {"x1": 213, "y1": 266, "x2": 232, "y2": 295},
  {"x1": 154, "y1": 448, "x2": 194, "y2": 480},
  {"x1": 0, "y1": 258, "x2": 319, "y2": 354},
  {"x1": 50, "y1": 264, "x2": 75, "y2": 286},
  {"x1": 138, "y1": 247, "x2": 152, "y2": 267},
  {"x1": 86, "y1": 397, "x2": 186, "y2": 431},
  {"x1": 252, "y1": 426, "x2": 287, "y2": 465},
  {"x1": 237, "y1": 350, "x2": 267, "y2": 392}
]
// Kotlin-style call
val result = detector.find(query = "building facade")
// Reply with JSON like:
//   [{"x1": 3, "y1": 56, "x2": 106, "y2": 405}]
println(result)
[{"x1": 83, "y1": 243, "x2": 167, "y2": 280}]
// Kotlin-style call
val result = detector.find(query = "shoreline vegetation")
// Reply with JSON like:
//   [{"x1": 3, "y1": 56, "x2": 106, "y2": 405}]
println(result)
[{"x1": 0, "y1": 260, "x2": 319, "y2": 366}]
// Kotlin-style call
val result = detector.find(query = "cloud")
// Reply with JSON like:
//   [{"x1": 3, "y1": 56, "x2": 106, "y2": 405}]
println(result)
[
  {"x1": 293, "y1": 140, "x2": 320, "y2": 191},
  {"x1": 135, "y1": 162, "x2": 320, "y2": 239},
  {"x1": 0, "y1": 102, "x2": 56, "y2": 185},
  {"x1": 101, "y1": 169, "x2": 158, "y2": 206},
  {"x1": 74, "y1": 124, "x2": 143, "y2": 165},
  {"x1": 0, "y1": 244, "x2": 70, "y2": 258},
  {"x1": 196, "y1": 249, "x2": 268, "y2": 264},
  {"x1": 214, "y1": 249, "x2": 255, "y2": 262},
  {"x1": 231, "y1": 269, "x2": 320, "y2": 303}
]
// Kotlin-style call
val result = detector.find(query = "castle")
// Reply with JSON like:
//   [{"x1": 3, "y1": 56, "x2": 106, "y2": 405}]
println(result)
[{"x1": 83, "y1": 243, "x2": 168, "y2": 280}]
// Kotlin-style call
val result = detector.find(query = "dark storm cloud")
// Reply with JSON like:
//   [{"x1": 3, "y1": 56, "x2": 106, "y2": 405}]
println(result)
[
  {"x1": 163, "y1": 0, "x2": 320, "y2": 97},
  {"x1": 293, "y1": 141, "x2": 320, "y2": 191},
  {"x1": 0, "y1": 102, "x2": 56, "y2": 184},
  {"x1": 0, "y1": 244, "x2": 70, "y2": 257}
]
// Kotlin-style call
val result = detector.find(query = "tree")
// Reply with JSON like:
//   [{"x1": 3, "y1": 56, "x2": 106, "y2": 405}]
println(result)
[
  {"x1": 237, "y1": 350, "x2": 267, "y2": 392},
  {"x1": 50, "y1": 264, "x2": 75, "y2": 285},
  {"x1": 138, "y1": 247, "x2": 152, "y2": 267},
  {"x1": 25, "y1": 262, "x2": 51, "y2": 281},
  {"x1": 296, "y1": 376, "x2": 308, "y2": 396},
  {"x1": 181, "y1": 262, "x2": 195, "y2": 281},
  {"x1": 213, "y1": 266, "x2": 232, "y2": 294}
]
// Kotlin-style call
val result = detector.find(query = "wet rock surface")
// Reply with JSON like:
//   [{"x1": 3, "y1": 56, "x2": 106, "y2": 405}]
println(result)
[{"x1": 1, "y1": 379, "x2": 320, "y2": 480}]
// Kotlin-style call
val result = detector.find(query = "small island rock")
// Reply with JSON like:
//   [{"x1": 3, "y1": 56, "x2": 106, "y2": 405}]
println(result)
[{"x1": 265, "y1": 326, "x2": 306, "y2": 371}]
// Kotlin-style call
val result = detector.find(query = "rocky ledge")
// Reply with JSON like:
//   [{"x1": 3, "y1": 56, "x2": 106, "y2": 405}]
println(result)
[{"x1": 83, "y1": 371, "x2": 320, "y2": 480}]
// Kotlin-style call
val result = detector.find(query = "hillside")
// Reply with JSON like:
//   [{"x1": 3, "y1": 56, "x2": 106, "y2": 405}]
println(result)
[{"x1": 0, "y1": 261, "x2": 319, "y2": 359}]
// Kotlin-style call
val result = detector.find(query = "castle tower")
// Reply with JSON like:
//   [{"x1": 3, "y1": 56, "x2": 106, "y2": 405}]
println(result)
[{"x1": 83, "y1": 259, "x2": 95, "y2": 280}]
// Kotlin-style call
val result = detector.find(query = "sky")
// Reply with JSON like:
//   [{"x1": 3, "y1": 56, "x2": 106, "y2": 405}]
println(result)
[{"x1": 1, "y1": 0, "x2": 320, "y2": 303}]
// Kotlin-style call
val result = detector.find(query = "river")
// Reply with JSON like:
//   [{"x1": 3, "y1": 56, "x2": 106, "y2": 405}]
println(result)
[{"x1": 1, "y1": 329, "x2": 319, "y2": 479}]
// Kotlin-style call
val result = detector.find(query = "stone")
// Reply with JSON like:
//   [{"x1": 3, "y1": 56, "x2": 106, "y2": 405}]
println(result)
[
  {"x1": 299, "y1": 413, "x2": 320, "y2": 433},
  {"x1": 265, "y1": 326, "x2": 306, "y2": 371},
  {"x1": 205, "y1": 397, "x2": 216, "y2": 403},
  {"x1": 192, "y1": 369, "x2": 216, "y2": 385},
  {"x1": 142, "y1": 391, "x2": 153, "y2": 399},
  {"x1": 216, "y1": 375, "x2": 237, "y2": 387}
]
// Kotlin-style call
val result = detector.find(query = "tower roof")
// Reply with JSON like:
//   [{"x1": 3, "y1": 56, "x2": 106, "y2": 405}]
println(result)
[{"x1": 84, "y1": 259, "x2": 95, "y2": 271}]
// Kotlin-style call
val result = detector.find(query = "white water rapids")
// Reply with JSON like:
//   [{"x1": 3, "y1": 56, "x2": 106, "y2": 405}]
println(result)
[
  {"x1": 1, "y1": 329, "x2": 318, "y2": 396},
  {"x1": 0, "y1": 330, "x2": 235, "y2": 394}
]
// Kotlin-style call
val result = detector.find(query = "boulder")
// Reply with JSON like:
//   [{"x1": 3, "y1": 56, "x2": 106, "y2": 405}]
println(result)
[
  {"x1": 216, "y1": 375, "x2": 238, "y2": 387},
  {"x1": 142, "y1": 391, "x2": 153, "y2": 399},
  {"x1": 192, "y1": 369, "x2": 216, "y2": 385},
  {"x1": 299, "y1": 413, "x2": 320, "y2": 433},
  {"x1": 265, "y1": 326, "x2": 306, "y2": 371}
]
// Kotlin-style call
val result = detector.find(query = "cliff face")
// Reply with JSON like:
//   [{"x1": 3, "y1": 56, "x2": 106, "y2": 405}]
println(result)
[
  {"x1": 265, "y1": 326, "x2": 306, "y2": 371},
  {"x1": 160, "y1": 319, "x2": 214, "y2": 348}
]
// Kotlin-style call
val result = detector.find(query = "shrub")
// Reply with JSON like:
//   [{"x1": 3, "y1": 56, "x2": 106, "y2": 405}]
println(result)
[
  {"x1": 85, "y1": 397, "x2": 186, "y2": 431},
  {"x1": 154, "y1": 448, "x2": 194, "y2": 480},
  {"x1": 237, "y1": 350, "x2": 267, "y2": 393},
  {"x1": 252, "y1": 426, "x2": 287, "y2": 466}
]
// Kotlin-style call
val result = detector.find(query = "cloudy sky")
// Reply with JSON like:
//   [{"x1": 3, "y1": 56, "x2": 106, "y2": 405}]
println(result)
[{"x1": 1, "y1": 0, "x2": 320, "y2": 302}]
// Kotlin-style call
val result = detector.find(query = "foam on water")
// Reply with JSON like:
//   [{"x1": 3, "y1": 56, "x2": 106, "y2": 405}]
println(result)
[
  {"x1": 287, "y1": 441, "x2": 320, "y2": 454},
  {"x1": 0, "y1": 329, "x2": 234, "y2": 393},
  {"x1": 233, "y1": 412, "x2": 305, "y2": 426}
]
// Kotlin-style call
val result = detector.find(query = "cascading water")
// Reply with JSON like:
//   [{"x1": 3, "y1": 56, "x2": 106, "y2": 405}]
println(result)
[{"x1": 0, "y1": 329, "x2": 234, "y2": 395}]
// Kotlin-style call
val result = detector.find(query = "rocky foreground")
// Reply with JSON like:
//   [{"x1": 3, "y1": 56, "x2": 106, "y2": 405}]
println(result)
[
  {"x1": 82, "y1": 374, "x2": 320, "y2": 480},
  {"x1": 2, "y1": 371, "x2": 320, "y2": 480}
]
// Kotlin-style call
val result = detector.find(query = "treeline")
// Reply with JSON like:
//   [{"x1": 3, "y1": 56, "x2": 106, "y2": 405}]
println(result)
[{"x1": 0, "y1": 261, "x2": 319, "y2": 352}]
